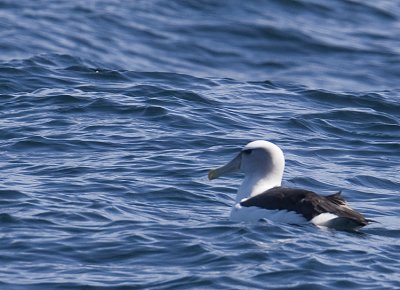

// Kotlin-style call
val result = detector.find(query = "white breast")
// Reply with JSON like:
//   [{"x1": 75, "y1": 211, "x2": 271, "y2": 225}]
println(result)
[{"x1": 230, "y1": 203, "x2": 308, "y2": 224}]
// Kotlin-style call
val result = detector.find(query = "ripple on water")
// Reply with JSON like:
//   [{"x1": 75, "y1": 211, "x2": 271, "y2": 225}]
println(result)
[{"x1": 0, "y1": 1, "x2": 400, "y2": 289}]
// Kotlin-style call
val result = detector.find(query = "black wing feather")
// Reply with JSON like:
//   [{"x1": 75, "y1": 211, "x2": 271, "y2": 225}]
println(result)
[{"x1": 240, "y1": 187, "x2": 367, "y2": 226}]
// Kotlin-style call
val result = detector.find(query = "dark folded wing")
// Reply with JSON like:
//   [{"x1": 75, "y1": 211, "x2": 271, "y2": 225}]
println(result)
[{"x1": 240, "y1": 187, "x2": 368, "y2": 226}]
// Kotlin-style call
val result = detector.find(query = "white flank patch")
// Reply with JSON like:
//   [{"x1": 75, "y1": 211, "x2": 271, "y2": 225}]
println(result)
[
  {"x1": 230, "y1": 203, "x2": 307, "y2": 224},
  {"x1": 311, "y1": 213, "x2": 339, "y2": 226}
]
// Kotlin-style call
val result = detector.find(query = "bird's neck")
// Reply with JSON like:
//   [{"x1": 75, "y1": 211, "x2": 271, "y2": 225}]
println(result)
[{"x1": 236, "y1": 173, "x2": 282, "y2": 203}]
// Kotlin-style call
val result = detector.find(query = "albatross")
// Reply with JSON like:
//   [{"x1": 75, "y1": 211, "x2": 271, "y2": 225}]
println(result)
[{"x1": 208, "y1": 140, "x2": 368, "y2": 230}]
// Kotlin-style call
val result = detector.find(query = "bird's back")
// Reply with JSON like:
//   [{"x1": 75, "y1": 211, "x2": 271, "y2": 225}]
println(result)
[{"x1": 240, "y1": 187, "x2": 368, "y2": 229}]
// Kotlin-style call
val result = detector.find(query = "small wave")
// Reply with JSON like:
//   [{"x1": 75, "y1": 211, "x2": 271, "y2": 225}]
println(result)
[{"x1": 0, "y1": 189, "x2": 28, "y2": 199}]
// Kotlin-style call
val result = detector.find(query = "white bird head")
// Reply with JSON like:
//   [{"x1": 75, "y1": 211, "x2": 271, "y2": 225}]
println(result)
[{"x1": 209, "y1": 140, "x2": 285, "y2": 201}]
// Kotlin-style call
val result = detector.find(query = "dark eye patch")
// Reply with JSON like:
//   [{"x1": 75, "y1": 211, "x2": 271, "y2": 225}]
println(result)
[{"x1": 242, "y1": 149, "x2": 253, "y2": 155}]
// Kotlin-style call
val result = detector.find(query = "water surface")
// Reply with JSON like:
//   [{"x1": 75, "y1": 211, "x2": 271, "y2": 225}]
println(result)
[{"x1": 1, "y1": 1, "x2": 399, "y2": 289}]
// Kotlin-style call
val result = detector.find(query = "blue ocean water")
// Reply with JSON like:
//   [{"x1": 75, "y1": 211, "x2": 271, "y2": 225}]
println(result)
[{"x1": 1, "y1": 1, "x2": 399, "y2": 289}]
